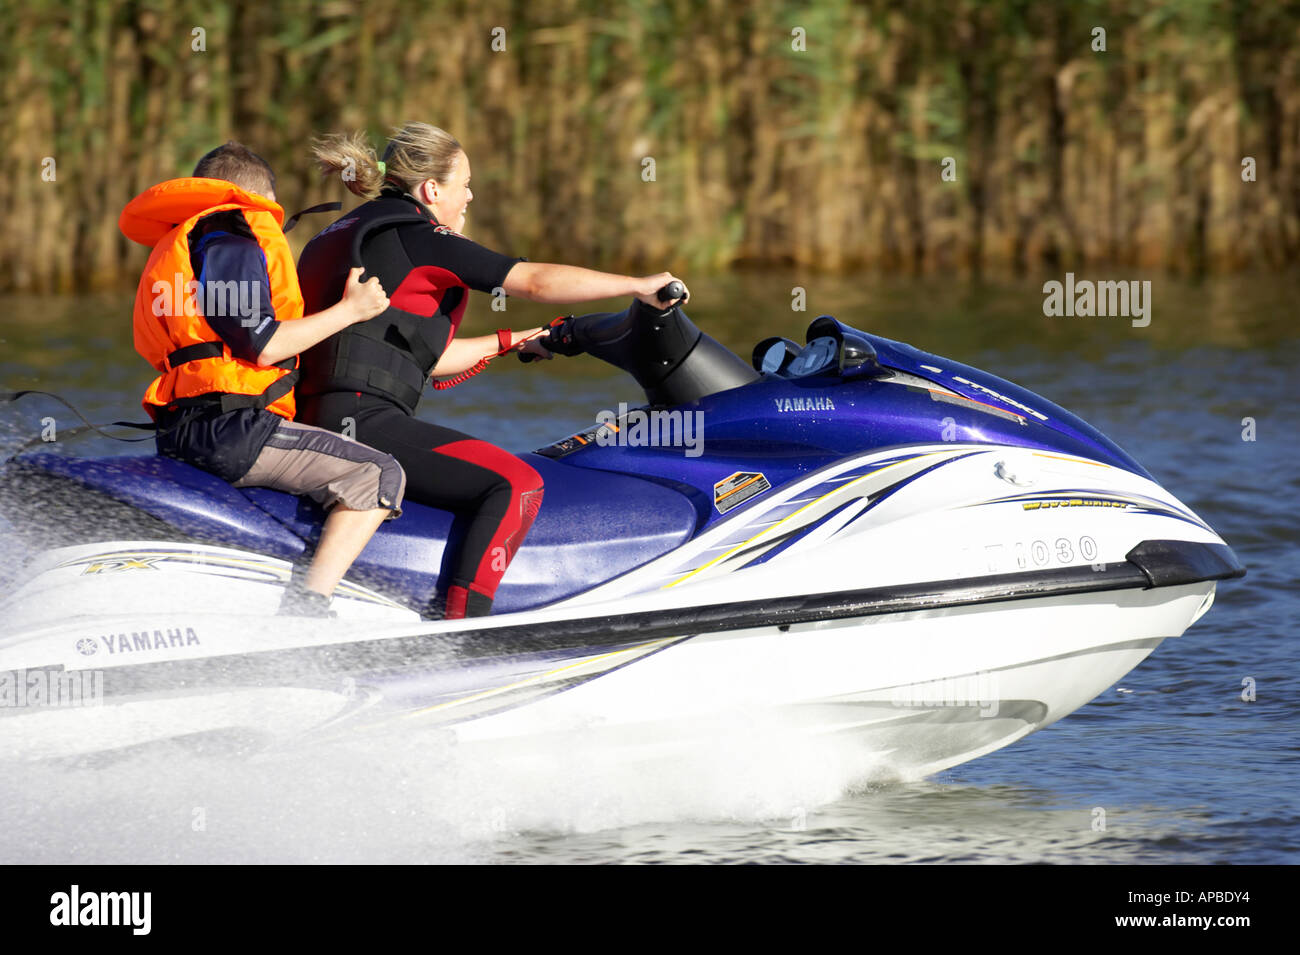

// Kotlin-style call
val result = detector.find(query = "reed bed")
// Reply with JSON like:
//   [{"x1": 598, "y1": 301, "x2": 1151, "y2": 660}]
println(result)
[{"x1": 1, "y1": 0, "x2": 1297, "y2": 291}]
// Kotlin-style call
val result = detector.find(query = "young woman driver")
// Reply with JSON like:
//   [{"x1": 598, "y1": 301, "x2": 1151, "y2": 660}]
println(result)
[{"x1": 295, "y1": 123, "x2": 688, "y2": 619}]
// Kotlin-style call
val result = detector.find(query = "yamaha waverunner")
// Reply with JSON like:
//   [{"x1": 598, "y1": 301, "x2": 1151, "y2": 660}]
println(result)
[{"x1": 0, "y1": 284, "x2": 1244, "y2": 774}]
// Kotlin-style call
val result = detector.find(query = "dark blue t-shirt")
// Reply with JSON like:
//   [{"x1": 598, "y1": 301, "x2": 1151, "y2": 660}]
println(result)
[
  {"x1": 155, "y1": 210, "x2": 286, "y2": 482},
  {"x1": 187, "y1": 210, "x2": 281, "y2": 362}
]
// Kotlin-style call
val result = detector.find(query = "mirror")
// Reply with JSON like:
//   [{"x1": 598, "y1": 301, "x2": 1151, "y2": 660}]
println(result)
[{"x1": 751, "y1": 337, "x2": 802, "y2": 375}]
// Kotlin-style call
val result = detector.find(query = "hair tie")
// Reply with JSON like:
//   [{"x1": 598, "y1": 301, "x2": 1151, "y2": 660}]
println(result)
[{"x1": 376, "y1": 160, "x2": 386, "y2": 175}]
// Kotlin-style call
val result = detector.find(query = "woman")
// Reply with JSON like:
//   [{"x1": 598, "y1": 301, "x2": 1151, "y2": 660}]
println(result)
[{"x1": 296, "y1": 123, "x2": 687, "y2": 619}]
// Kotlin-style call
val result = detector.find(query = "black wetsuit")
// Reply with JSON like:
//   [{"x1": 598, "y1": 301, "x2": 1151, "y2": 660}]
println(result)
[{"x1": 295, "y1": 192, "x2": 542, "y2": 618}]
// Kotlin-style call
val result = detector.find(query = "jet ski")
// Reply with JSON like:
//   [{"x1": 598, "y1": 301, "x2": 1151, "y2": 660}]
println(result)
[{"x1": 0, "y1": 284, "x2": 1244, "y2": 774}]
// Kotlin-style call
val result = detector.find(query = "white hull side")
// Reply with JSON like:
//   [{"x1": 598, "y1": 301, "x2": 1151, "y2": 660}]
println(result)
[
  {"x1": 0, "y1": 581, "x2": 1212, "y2": 772},
  {"x1": 435, "y1": 582, "x2": 1212, "y2": 778}
]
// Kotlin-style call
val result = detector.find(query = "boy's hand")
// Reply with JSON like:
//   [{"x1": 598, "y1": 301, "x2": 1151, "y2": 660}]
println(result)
[{"x1": 342, "y1": 267, "x2": 389, "y2": 323}]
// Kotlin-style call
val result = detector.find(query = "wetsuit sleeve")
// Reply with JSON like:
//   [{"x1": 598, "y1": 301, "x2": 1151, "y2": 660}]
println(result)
[
  {"x1": 189, "y1": 214, "x2": 280, "y2": 362},
  {"x1": 401, "y1": 224, "x2": 524, "y2": 294}
]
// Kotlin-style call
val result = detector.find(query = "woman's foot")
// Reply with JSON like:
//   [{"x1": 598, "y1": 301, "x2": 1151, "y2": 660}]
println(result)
[{"x1": 444, "y1": 584, "x2": 492, "y2": 620}]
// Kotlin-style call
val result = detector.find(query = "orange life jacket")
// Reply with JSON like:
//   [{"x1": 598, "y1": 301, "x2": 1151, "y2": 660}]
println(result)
[{"x1": 120, "y1": 178, "x2": 305, "y2": 419}]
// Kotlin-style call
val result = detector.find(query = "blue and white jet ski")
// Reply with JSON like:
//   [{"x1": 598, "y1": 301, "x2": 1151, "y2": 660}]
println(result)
[{"x1": 0, "y1": 288, "x2": 1243, "y2": 773}]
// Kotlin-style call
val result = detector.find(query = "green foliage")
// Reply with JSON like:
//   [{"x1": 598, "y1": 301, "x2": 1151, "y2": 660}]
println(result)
[{"x1": 2, "y1": 0, "x2": 1297, "y2": 291}]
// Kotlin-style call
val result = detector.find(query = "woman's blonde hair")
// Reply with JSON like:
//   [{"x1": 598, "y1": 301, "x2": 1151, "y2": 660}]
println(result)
[{"x1": 312, "y1": 122, "x2": 463, "y2": 200}]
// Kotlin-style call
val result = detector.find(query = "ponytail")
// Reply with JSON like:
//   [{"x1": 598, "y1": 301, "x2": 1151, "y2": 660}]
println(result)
[
  {"x1": 313, "y1": 123, "x2": 463, "y2": 200},
  {"x1": 312, "y1": 131, "x2": 386, "y2": 199}
]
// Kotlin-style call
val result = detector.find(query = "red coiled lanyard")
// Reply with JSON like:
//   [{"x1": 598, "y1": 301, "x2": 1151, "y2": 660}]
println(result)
[{"x1": 429, "y1": 323, "x2": 555, "y2": 390}]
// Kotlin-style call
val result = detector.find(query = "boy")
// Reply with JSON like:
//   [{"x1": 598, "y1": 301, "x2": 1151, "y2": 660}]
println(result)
[{"x1": 120, "y1": 141, "x2": 405, "y2": 616}]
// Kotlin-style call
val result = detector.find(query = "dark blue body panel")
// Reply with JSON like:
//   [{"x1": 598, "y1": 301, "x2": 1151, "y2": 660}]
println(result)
[
  {"x1": 854, "y1": 332, "x2": 1149, "y2": 476},
  {"x1": 548, "y1": 332, "x2": 1148, "y2": 532}
]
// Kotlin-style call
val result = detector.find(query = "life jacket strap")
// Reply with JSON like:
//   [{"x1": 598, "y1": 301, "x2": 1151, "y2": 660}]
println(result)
[
  {"x1": 329, "y1": 332, "x2": 424, "y2": 412},
  {"x1": 166, "y1": 367, "x2": 300, "y2": 415},
  {"x1": 213, "y1": 368, "x2": 300, "y2": 414},
  {"x1": 166, "y1": 340, "x2": 224, "y2": 370},
  {"x1": 163, "y1": 340, "x2": 299, "y2": 415},
  {"x1": 166, "y1": 340, "x2": 296, "y2": 372},
  {"x1": 282, "y1": 201, "x2": 343, "y2": 234}
]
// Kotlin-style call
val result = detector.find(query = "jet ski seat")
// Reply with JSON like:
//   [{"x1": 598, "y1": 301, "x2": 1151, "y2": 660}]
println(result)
[
  {"x1": 241, "y1": 452, "x2": 701, "y2": 610},
  {"x1": 18, "y1": 452, "x2": 701, "y2": 612}
]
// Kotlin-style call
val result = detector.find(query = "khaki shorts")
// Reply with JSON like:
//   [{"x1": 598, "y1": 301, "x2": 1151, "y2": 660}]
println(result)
[{"x1": 234, "y1": 419, "x2": 405, "y2": 517}]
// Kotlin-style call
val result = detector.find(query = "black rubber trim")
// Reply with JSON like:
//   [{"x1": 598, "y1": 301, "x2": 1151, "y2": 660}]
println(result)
[
  {"x1": 1125, "y1": 539, "x2": 1245, "y2": 588},
  {"x1": 23, "y1": 538, "x2": 1244, "y2": 702}
]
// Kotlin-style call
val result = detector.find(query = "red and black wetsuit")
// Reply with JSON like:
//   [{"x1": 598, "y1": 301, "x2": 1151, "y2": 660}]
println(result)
[{"x1": 295, "y1": 190, "x2": 542, "y2": 619}]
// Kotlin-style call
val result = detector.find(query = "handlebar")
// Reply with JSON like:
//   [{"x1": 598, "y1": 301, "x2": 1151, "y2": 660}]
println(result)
[{"x1": 519, "y1": 281, "x2": 687, "y2": 362}]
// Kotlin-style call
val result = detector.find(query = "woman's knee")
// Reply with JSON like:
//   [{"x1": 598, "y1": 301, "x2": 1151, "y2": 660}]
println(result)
[
  {"x1": 516, "y1": 460, "x2": 543, "y2": 495},
  {"x1": 435, "y1": 439, "x2": 543, "y2": 497}
]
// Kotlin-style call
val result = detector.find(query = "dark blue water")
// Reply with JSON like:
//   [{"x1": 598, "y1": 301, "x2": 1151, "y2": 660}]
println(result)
[{"x1": 0, "y1": 276, "x2": 1296, "y2": 863}]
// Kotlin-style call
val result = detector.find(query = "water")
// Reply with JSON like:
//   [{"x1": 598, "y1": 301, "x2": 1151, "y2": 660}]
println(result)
[{"x1": 1, "y1": 273, "x2": 1296, "y2": 864}]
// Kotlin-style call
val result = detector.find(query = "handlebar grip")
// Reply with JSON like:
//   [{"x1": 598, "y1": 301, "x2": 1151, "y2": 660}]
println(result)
[{"x1": 658, "y1": 280, "x2": 686, "y2": 304}]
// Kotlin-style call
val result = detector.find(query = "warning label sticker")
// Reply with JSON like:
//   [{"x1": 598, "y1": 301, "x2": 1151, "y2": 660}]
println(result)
[{"x1": 713, "y1": 471, "x2": 771, "y2": 514}]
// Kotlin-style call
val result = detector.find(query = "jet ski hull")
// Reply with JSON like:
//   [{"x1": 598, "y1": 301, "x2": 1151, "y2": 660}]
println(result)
[
  {"x1": 0, "y1": 306, "x2": 1245, "y2": 776},
  {"x1": 0, "y1": 529, "x2": 1234, "y2": 777}
]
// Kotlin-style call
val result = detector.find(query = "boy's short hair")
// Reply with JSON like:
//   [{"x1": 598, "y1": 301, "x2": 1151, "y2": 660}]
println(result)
[{"x1": 193, "y1": 141, "x2": 276, "y2": 197}]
